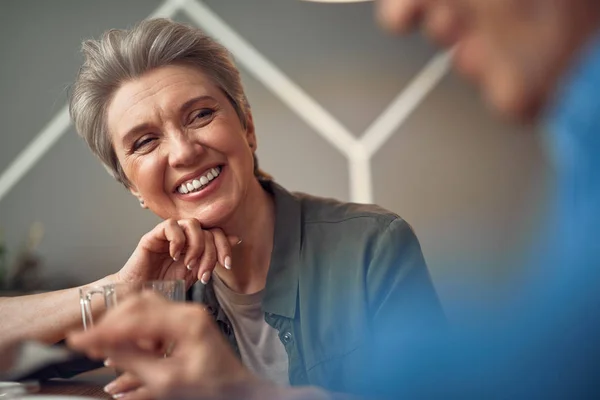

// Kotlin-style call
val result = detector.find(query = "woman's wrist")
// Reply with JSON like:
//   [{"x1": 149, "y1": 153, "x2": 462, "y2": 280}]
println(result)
[{"x1": 81, "y1": 273, "x2": 119, "y2": 290}]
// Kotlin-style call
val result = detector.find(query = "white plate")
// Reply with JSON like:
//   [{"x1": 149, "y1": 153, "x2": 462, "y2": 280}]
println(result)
[
  {"x1": 0, "y1": 382, "x2": 22, "y2": 388},
  {"x1": 0, "y1": 380, "x2": 39, "y2": 392}
]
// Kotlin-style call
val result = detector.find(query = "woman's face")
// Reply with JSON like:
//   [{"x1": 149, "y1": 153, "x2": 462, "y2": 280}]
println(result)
[{"x1": 107, "y1": 63, "x2": 257, "y2": 227}]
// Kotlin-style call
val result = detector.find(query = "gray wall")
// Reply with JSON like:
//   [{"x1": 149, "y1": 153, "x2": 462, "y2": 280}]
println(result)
[{"x1": 0, "y1": 0, "x2": 549, "y2": 316}]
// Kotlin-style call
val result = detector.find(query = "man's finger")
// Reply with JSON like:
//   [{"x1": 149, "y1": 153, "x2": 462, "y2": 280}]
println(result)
[
  {"x1": 104, "y1": 371, "x2": 143, "y2": 397},
  {"x1": 68, "y1": 294, "x2": 211, "y2": 352},
  {"x1": 377, "y1": 0, "x2": 424, "y2": 33}
]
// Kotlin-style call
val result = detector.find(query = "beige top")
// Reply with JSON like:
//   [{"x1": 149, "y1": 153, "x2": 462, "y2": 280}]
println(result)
[{"x1": 212, "y1": 272, "x2": 289, "y2": 386}]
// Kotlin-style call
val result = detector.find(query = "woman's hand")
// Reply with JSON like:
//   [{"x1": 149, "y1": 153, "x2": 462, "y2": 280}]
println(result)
[{"x1": 117, "y1": 218, "x2": 240, "y2": 290}]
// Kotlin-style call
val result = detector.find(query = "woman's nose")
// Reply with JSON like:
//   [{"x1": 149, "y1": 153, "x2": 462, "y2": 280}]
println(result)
[{"x1": 168, "y1": 132, "x2": 204, "y2": 168}]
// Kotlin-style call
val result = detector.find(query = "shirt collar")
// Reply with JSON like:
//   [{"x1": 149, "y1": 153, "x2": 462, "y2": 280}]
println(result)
[{"x1": 190, "y1": 179, "x2": 301, "y2": 319}]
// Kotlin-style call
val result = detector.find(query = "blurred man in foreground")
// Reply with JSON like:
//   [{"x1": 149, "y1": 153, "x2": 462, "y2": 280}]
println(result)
[
  {"x1": 368, "y1": 0, "x2": 600, "y2": 397},
  {"x1": 68, "y1": 0, "x2": 600, "y2": 398}
]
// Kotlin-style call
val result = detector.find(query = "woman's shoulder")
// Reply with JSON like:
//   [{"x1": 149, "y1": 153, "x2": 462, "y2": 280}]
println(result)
[
  {"x1": 292, "y1": 190, "x2": 407, "y2": 231},
  {"x1": 266, "y1": 180, "x2": 414, "y2": 238}
]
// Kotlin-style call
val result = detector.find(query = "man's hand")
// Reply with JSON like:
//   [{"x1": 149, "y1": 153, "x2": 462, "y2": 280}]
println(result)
[
  {"x1": 376, "y1": 0, "x2": 424, "y2": 33},
  {"x1": 376, "y1": 0, "x2": 464, "y2": 46},
  {"x1": 67, "y1": 292, "x2": 269, "y2": 400}
]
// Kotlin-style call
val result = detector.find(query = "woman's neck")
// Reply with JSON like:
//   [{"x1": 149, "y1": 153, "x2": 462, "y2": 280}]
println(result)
[{"x1": 215, "y1": 179, "x2": 275, "y2": 294}]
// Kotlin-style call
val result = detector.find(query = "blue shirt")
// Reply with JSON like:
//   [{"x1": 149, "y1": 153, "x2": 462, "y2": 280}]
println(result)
[
  {"x1": 541, "y1": 30, "x2": 600, "y2": 288},
  {"x1": 365, "y1": 32, "x2": 600, "y2": 399}
]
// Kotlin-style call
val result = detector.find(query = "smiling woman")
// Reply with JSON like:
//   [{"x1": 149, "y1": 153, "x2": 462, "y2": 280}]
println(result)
[
  {"x1": 103, "y1": 63, "x2": 258, "y2": 226},
  {"x1": 0, "y1": 18, "x2": 443, "y2": 397}
]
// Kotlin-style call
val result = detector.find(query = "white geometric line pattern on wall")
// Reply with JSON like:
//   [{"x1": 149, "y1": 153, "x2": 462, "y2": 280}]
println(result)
[
  {"x1": 0, "y1": 0, "x2": 450, "y2": 205},
  {"x1": 0, "y1": 106, "x2": 71, "y2": 204},
  {"x1": 182, "y1": 1, "x2": 359, "y2": 155},
  {"x1": 182, "y1": 0, "x2": 451, "y2": 203},
  {"x1": 0, "y1": 0, "x2": 183, "y2": 204},
  {"x1": 360, "y1": 51, "x2": 453, "y2": 157}
]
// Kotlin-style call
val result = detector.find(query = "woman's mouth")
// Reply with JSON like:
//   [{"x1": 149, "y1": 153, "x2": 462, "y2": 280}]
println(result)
[{"x1": 176, "y1": 166, "x2": 222, "y2": 195}]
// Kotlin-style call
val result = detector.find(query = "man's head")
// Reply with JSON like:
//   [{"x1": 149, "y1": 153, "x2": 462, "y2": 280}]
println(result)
[{"x1": 377, "y1": 0, "x2": 600, "y2": 120}]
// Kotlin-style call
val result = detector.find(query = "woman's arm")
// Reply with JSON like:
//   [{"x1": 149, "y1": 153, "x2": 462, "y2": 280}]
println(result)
[
  {"x1": 0, "y1": 274, "x2": 117, "y2": 345},
  {"x1": 363, "y1": 218, "x2": 446, "y2": 396},
  {"x1": 0, "y1": 220, "x2": 238, "y2": 347},
  {"x1": 367, "y1": 217, "x2": 445, "y2": 332}
]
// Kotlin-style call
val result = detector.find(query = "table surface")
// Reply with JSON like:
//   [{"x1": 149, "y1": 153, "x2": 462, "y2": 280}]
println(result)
[
  {"x1": 37, "y1": 368, "x2": 114, "y2": 399},
  {"x1": 39, "y1": 380, "x2": 110, "y2": 399}
]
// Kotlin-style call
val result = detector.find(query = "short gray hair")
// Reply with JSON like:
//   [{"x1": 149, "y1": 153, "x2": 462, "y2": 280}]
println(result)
[{"x1": 70, "y1": 18, "x2": 269, "y2": 188}]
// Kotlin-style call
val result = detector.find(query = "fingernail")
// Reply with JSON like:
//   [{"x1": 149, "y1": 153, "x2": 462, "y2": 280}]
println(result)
[
  {"x1": 104, "y1": 382, "x2": 117, "y2": 394},
  {"x1": 104, "y1": 358, "x2": 113, "y2": 367},
  {"x1": 173, "y1": 251, "x2": 180, "y2": 262},
  {"x1": 186, "y1": 260, "x2": 195, "y2": 271},
  {"x1": 201, "y1": 271, "x2": 211, "y2": 284},
  {"x1": 236, "y1": 239, "x2": 243, "y2": 245},
  {"x1": 224, "y1": 256, "x2": 232, "y2": 270},
  {"x1": 112, "y1": 393, "x2": 126, "y2": 399}
]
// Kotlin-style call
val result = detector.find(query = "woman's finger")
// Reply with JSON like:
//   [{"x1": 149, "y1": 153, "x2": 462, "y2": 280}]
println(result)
[
  {"x1": 196, "y1": 230, "x2": 217, "y2": 284},
  {"x1": 210, "y1": 229, "x2": 233, "y2": 270},
  {"x1": 177, "y1": 219, "x2": 205, "y2": 270},
  {"x1": 137, "y1": 218, "x2": 184, "y2": 260},
  {"x1": 162, "y1": 219, "x2": 186, "y2": 261}
]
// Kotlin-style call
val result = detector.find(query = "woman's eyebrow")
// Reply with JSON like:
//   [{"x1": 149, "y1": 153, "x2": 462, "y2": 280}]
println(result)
[
  {"x1": 178, "y1": 95, "x2": 217, "y2": 114},
  {"x1": 122, "y1": 123, "x2": 153, "y2": 147}
]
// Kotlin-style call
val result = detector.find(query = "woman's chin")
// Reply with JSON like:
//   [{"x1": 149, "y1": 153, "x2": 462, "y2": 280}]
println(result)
[{"x1": 189, "y1": 200, "x2": 237, "y2": 229}]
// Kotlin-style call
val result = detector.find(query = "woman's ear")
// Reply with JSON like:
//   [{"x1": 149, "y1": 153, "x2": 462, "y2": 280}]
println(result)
[
  {"x1": 129, "y1": 187, "x2": 147, "y2": 209},
  {"x1": 245, "y1": 112, "x2": 257, "y2": 152}
]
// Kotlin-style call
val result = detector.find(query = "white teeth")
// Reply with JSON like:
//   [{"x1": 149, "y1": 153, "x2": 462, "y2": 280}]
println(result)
[{"x1": 177, "y1": 166, "x2": 222, "y2": 195}]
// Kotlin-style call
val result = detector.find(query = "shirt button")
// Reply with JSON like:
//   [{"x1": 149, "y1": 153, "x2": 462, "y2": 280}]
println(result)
[{"x1": 282, "y1": 332, "x2": 293, "y2": 344}]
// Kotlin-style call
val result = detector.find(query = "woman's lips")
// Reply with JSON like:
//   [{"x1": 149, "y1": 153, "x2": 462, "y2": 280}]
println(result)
[{"x1": 176, "y1": 165, "x2": 222, "y2": 195}]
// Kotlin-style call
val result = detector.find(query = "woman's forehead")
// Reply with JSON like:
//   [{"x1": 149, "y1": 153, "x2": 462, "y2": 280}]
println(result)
[
  {"x1": 107, "y1": 65, "x2": 223, "y2": 129},
  {"x1": 117, "y1": 65, "x2": 220, "y2": 105}
]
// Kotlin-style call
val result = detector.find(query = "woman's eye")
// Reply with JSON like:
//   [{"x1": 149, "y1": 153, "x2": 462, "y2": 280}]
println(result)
[
  {"x1": 191, "y1": 108, "x2": 214, "y2": 123},
  {"x1": 133, "y1": 137, "x2": 155, "y2": 151}
]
